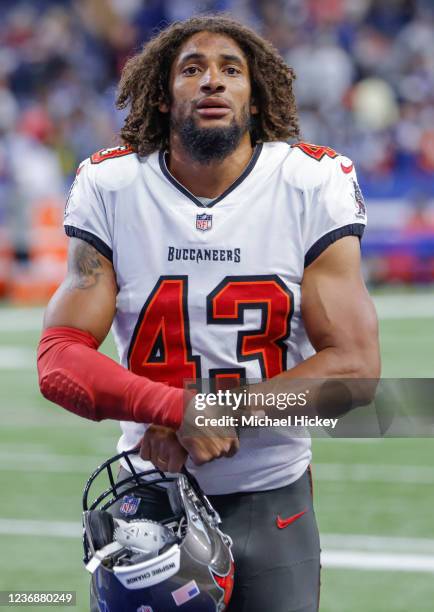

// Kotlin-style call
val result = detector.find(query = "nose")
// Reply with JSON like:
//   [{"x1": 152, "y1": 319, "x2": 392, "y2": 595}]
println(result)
[{"x1": 200, "y1": 66, "x2": 225, "y2": 94}]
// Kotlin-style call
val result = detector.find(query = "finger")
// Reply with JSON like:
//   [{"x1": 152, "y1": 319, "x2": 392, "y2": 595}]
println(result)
[
  {"x1": 152, "y1": 442, "x2": 169, "y2": 471},
  {"x1": 179, "y1": 437, "x2": 217, "y2": 465},
  {"x1": 167, "y1": 449, "x2": 187, "y2": 473},
  {"x1": 190, "y1": 456, "x2": 206, "y2": 466},
  {"x1": 189, "y1": 448, "x2": 211, "y2": 466},
  {"x1": 155, "y1": 456, "x2": 169, "y2": 471},
  {"x1": 139, "y1": 435, "x2": 151, "y2": 461},
  {"x1": 206, "y1": 437, "x2": 232, "y2": 457},
  {"x1": 150, "y1": 441, "x2": 164, "y2": 468},
  {"x1": 176, "y1": 433, "x2": 193, "y2": 453},
  {"x1": 166, "y1": 440, "x2": 188, "y2": 471},
  {"x1": 225, "y1": 438, "x2": 240, "y2": 458}
]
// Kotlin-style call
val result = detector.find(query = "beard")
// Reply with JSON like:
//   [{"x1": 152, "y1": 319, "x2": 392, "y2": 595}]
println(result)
[{"x1": 170, "y1": 105, "x2": 251, "y2": 164}]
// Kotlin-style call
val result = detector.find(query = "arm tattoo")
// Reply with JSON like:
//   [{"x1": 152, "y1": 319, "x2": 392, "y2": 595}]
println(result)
[{"x1": 68, "y1": 241, "x2": 104, "y2": 290}]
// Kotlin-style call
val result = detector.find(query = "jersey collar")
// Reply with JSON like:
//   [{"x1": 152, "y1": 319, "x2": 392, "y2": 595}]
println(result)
[{"x1": 158, "y1": 143, "x2": 263, "y2": 208}]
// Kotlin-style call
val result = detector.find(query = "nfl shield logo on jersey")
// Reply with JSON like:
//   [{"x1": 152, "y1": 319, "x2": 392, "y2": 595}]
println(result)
[
  {"x1": 196, "y1": 213, "x2": 212, "y2": 231},
  {"x1": 137, "y1": 606, "x2": 153, "y2": 612},
  {"x1": 119, "y1": 495, "x2": 140, "y2": 516}
]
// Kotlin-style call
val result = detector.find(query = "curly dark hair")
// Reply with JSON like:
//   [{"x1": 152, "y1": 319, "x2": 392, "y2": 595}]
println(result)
[{"x1": 116, "y1": 15, "x2": 299, "y2": 156}]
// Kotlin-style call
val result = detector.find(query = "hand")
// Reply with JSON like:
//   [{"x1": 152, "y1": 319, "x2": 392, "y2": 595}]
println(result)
[
  {"x1": 139, "y1": 424, "x2": 188, "y2": 473},
  {"x1": 176, "y1": 395, "x2": 239, "y2": 466}
]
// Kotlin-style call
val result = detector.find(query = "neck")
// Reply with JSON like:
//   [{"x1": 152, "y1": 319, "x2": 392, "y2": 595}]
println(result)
[{"x1": 166, "y1": 132, "x2": 255, "y2": 199}]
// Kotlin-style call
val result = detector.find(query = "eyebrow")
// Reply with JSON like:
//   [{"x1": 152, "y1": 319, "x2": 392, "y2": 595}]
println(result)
[{"x1": 178, "y1": 52, "x2": 245, "y2": 65}]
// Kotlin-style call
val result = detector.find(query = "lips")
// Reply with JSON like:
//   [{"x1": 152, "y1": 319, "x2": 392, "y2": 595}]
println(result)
[
  {"x1": 196, "y1": 97, "x2": 231, "y2": 109},
  {"x1": 196, "y1": 98, "x2": 231, "y2": 118}
]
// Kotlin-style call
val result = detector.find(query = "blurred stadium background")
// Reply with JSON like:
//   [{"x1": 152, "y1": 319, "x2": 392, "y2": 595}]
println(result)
[{"x1": 0, "y1": 0, "x2": 433, "y2": 611}]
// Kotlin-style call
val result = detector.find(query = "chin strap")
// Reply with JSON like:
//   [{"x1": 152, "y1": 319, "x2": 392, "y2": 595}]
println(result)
[{"x1": 85, "y1": 541, "x2": 124, "y2": 574}]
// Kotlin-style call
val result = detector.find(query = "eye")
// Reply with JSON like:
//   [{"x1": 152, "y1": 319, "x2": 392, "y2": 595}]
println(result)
[
  {"x1": 182, "y1": 66, "x2": 200, "y2": 76},
  {"x1": 225, "y1": 66, "x2": 241, "y2": 75}
]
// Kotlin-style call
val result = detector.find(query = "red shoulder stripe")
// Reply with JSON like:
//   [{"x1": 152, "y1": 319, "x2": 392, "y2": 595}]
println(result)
[
  {"x1": 291, "y1": 142, "x2": 338, "y2": 161},
  {"x1": 90, "y1": 145, "x2": 134, "y2": 164}
]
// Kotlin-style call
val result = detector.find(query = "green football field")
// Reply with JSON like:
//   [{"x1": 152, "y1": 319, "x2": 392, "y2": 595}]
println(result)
[{"x1": 0, "y1": 292, "x2": 433, "y2": 611}]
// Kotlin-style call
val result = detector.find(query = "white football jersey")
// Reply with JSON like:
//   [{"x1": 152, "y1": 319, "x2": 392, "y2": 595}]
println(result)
[{"x1": 64, "y1": 141, "x2": 366, "y2": 494}]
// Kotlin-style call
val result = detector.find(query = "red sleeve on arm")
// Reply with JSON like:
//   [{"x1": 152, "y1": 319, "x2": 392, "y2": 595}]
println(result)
[{"x1": 37, "y1": 326, "x2": 189, "y2": 429}]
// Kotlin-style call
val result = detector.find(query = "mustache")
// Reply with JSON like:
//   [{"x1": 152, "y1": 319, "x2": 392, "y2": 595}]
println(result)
[{"x1": 170, "y1": 107, "x2": 252, "y2": 165}]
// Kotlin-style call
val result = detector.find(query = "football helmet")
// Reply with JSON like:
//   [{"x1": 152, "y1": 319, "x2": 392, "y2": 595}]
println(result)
[{"x1": 82, "y1": 450, "x2": 234, "y2": 611}]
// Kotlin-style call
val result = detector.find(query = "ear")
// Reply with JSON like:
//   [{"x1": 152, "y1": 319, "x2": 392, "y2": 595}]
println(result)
[{"x1": 250, "y1": 100, "x2": 259, "y2": 115}]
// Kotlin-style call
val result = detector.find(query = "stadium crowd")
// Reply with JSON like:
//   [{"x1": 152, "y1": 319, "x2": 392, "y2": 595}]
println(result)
[{"x1": 0, "y1": 0, "x2": 433, "y2": 292}]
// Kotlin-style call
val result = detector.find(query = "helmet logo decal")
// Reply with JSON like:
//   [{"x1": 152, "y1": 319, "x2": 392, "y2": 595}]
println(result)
[
  {"x1": 171, "y1": 580, "x2": 200, "y2": 606},
  {"x1": 119, "y1": 495, "x2": 140, "y2": 516}
]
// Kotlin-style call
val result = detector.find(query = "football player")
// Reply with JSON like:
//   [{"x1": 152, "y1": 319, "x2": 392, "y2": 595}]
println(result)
[{"x1": 38, "y1": 15, "x2": 380, "y2": 611}]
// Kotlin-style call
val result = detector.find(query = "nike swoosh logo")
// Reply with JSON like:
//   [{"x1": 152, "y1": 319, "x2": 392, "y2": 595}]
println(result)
[
  {"x1": 276, "y1": 509, "x2": 307, "y2": 529},
  {"x1": 341, "y1": 162, "x2": 354, "y2": 174}
]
